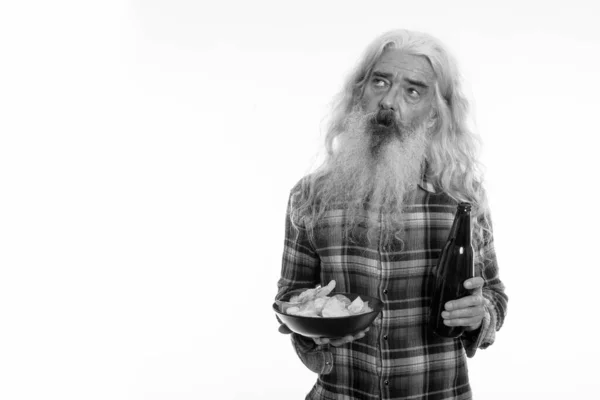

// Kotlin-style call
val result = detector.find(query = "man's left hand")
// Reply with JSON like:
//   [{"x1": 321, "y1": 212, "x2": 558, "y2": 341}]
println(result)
[{"x1": 441, "y1": 277, "x2": 487, "y2": 332}]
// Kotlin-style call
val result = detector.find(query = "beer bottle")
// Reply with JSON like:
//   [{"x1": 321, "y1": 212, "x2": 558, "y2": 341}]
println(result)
[{"x1": 429, "y1": 202, "x2": 476, "y2": 338}]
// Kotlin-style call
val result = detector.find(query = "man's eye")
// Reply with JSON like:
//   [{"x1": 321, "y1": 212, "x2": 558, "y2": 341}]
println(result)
[
  {"x1": 407, "y1": 88, "x2": 420, "y2": 98},
  {"x1": 373, "y1": 79, "x2": 387, "y2": 88}
]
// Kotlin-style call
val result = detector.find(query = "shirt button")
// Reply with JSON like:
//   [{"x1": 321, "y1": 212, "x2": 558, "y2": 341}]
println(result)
[{"x1": 383, "y1": 289, "x2": 388, "y2": 294}]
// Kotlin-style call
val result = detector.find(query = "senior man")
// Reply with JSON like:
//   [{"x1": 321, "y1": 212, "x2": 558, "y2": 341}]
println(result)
[{"x1": 275, "y1": 29, "x2": 508, "y2": 400}]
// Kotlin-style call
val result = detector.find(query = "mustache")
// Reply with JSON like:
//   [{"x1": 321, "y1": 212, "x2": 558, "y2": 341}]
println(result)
[
  {"x1": 367, "y1": 109, "x2": 408, "y2": 138},
  {"x1": 368, "y1": 109, "x2": 407, "y2": 132},
  {"x1": 373, "y1": 109, "x2": 397, "y2": 126}
]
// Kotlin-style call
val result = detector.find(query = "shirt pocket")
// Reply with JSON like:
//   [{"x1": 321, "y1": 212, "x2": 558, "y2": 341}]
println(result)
[{"x1": 319, "y1": 255, "x2": 381, "y2": 297}]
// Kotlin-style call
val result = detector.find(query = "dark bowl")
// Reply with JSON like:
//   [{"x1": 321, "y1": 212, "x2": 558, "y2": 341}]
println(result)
[{"x1": 273, "y1": 290, "x2": 383, "y2": 338}]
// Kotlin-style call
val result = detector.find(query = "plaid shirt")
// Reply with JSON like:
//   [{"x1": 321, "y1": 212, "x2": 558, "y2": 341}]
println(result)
[{"x1": 276, "y1": 176, "x2": 508, "y2": 400}]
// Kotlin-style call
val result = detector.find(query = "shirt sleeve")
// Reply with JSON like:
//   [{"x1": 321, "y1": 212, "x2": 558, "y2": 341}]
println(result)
[
  {"x1": 275, "y1": 184, "x2": 333, "y2": 375},
  {"x1": 461, "y1": 210, "x2": 508, "y2": 358}
]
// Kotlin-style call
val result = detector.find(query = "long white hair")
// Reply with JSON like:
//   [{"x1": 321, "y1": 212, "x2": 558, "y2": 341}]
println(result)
[{"x1": 292, "y1": 29, "x2": 493, "y2": 256}]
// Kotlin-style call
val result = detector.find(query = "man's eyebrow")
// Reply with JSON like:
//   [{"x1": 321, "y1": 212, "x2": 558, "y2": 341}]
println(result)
[
  {"x1": 404, "y1": 78, "x2": 429, "y2": 89},
  {"x1": 371, "y1": 71, "x2": 393, "y2": 79}
]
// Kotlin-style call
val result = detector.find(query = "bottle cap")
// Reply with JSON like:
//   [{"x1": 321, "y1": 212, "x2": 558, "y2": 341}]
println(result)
[{"x1": 458, "y1": 202, "x2": 472, "y2": 212}]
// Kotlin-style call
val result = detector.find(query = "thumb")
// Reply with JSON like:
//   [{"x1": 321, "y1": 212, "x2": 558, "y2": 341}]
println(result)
[
  {"x1": 278, "y1": 324, "x2": 293, "y2": 334},
  {"x1": 276, "y1": 315, "x2": 292, "y2": 334}
]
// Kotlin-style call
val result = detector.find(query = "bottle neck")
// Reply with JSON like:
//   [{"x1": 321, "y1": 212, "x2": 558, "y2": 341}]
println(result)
[
  {"x1": 450, "y1": 204, "x2": 472, "y2": 247},
  {"x1": 453, "y1": 212, "x2": 471, "y2": 247}
]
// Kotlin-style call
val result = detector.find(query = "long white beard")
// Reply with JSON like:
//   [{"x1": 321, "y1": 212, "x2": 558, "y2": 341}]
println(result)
[{"x1": 318, "y1": 109, "x2": 429, "y2": 244}]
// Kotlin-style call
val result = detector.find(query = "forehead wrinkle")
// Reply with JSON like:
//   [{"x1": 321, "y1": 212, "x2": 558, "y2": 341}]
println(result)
[{"x1": 373, "y1": 51, "x2": 435, "y2": 85}]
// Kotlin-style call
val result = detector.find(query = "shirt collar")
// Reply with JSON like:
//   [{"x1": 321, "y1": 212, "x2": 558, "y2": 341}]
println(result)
[
  {"x1": 418, "y1": 174, "x2": 439, "y2": 194},
  {"x1": 417, "y1": 161, "x2": 440, "y2": 194}
]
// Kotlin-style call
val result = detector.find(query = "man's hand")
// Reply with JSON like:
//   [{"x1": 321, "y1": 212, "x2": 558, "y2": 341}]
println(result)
[
  {"x1": 279, "y1": 321, "x2": 370, "y2": 347},
  {"x1": 278, "y1": 323, "x2": 293, "y2": 334},
  {"x1": 441, "y1": 277, "x2": 488, "y2": 332},
  {"x1": 313, "y1": 327, "x2": 370, "y2": 347}
]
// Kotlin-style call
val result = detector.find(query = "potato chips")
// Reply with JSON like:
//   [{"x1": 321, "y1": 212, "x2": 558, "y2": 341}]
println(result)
[{"x1": 281, "y1": 280, "x2": 373, "y2": 318}]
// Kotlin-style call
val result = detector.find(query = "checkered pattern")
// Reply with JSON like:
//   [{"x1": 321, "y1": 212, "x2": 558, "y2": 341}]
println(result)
[{"x1": 276, "y1": 177, "x2": 508, "y2": 400}]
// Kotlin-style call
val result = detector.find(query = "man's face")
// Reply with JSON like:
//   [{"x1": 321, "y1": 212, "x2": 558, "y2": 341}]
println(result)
[{"x1": 360, "y1": 49, "x2": 436, "y2": 149}]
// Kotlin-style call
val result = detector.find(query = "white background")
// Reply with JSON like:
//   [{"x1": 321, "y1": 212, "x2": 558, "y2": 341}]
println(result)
[{"x1": 1, "y1": 1, "x2": 599, "y2": 399}]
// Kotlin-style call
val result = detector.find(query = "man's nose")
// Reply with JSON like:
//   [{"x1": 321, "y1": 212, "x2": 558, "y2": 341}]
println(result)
[{"x1": 379, "y1": 87, "x2": 401, "y2": 112}]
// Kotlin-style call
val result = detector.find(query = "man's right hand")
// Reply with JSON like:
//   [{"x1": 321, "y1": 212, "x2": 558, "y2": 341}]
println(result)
[
  {"x1": 279, "y1": 322, "x2": 370, "y2": 347},
  {"x1": 278, "y1": 323, "x2": 293, "y2": 334},
  {"x1": 313, "y1": 327, "x2": 370, "y2": 346}
]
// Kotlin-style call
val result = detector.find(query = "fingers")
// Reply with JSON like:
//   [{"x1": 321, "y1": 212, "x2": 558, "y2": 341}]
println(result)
[
  {"x1": 442, "y1": 292, "x2": 486, "y2": 330},
  {"x1": 442, "y1": 305, "x2": 484, "y2": 319},
  {"x1": 314, "y1": 335, "x2": 352, "y2": 346},
  {"x1": 464, "y1": 277, "x2": 484, "y2": 290},
  {"x1": 313, "y1": 337, "x2": 330, "y2": 345},
  {"x1": 445, "y1": 293, "x2": 484, "y2": 311},
  {"x1": 442, "y1": 294, "x2": 485, "y2": 329},
  {"x1": 442, "y1": 306, "x2": 485, "y2": 325},
  {"x1": 350, "y1": 327, "x2": 369, "y2": 342},
  {"x1": 354, "y1": 332, "x2": 366, "y2": 340},
  {"x1": 443, "y1": 314, "x2": 483, "y2": 329},
  {"x1": 329, "y1": 335, "x2": 354, "y2": 346},
  {"x1": 313, "y1": 327, "x2": 371, "y2": 347}
]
